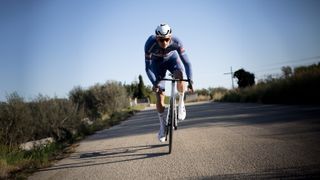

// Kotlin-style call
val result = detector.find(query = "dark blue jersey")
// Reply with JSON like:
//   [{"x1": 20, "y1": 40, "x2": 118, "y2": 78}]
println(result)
[{"x1": 144, "y1": 35, "x2": 192, "y2": 85}]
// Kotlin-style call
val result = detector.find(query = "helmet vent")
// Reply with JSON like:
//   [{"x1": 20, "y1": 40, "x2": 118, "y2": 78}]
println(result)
[{"x1": 155, "y1": 24, "x2": 172, "y2": 37}]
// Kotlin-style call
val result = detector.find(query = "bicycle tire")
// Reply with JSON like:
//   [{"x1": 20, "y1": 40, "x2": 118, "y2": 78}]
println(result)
[{"x1": 168, "y1": 98, "x2": 174, "y2": 154}]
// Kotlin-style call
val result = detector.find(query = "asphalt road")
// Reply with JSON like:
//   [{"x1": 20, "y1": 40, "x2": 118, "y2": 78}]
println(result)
[{"x1": 29, "y1": 102, "x2": 320, "y2": 179}]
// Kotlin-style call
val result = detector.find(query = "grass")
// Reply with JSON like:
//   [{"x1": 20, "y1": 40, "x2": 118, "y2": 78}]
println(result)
[{"x1": 0, "y1": 143, "x2": 64, "y2": 179}]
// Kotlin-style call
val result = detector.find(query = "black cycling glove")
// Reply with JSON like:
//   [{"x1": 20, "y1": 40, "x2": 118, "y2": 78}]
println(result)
[{"x1": 188, "y1": 79, "x2": 194, "y2": 91}]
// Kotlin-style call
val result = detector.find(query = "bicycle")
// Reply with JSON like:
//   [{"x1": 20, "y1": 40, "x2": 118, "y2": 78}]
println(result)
[{"x1": 161, "y1": 74, "x2": 192, "y2": 154}]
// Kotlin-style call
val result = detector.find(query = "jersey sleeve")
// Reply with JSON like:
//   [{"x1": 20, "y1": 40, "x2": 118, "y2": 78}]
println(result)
[
  {"x1": 144, "y1": 36, "x2": 157, "y2": 85},
  {"x1": 176, "y1": 38, "x2": 193, "y2": 81}
]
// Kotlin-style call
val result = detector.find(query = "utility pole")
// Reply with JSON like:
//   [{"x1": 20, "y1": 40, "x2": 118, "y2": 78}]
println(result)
[{"x1": 224, "y1": 66, "x2": 234, "y2": 89}]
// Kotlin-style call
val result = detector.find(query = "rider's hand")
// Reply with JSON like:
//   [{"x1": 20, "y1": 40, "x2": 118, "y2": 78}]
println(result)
[
  {"x1": 153, "y1": 85, "x2": 160, "y2": 93},
  {"x1": 187, "y1": 79, "x2": 194, "y2": 93}
]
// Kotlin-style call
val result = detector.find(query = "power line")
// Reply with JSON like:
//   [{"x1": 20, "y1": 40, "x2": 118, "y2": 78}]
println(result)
[
  {"x1": 240, "y1": 55, "x2": 320, "y2": 75},
  {"x1": 257, "y1": 55, "x2": 320, "y2": 67},
  {"x1": 269, "y1": 55, "x2": 320, "y2": 66}
]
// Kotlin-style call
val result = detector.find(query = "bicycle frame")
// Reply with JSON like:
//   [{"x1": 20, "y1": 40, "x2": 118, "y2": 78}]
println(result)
[{"x1": 161, "y1": 75, "x2": 189, "y2": 154}]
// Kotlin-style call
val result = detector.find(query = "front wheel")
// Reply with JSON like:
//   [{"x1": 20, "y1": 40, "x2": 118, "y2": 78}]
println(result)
[
  {"x1": 174, "y1": 106, "x2": 178, "y2": 130},
  {"x1": 168, "y1": 99, "x2": 175, "y2": 154}
]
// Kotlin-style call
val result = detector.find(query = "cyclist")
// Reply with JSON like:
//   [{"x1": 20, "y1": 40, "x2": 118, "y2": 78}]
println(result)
[{"x1": 144, "y1": 23, "x2": 193, "y2": 142}]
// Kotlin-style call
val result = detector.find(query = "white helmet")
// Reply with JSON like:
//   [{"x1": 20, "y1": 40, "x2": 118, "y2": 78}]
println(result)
[{"x1": 155, "y1": 23, "x2": 172, "y2": 38}]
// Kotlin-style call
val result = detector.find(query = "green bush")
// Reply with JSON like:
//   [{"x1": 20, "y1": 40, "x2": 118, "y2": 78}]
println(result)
[
  {"x1": 195, "y1": 88, "x2": 210, "y2": 96},
  {"x1": 220, "y1": 63, "x2": 320, "y2": 104},
  {"x1": 0, "y1": 93, "x2": 33, "y2": 147},
  {"x1": 83, "y1": 81, "x2": 129, "y2": 116},
  {"x1": 209, "y1": 87, "x2": 228, "y2": 101}
]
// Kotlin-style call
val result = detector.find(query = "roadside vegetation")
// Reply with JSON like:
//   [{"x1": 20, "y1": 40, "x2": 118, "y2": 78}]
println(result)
[
  {"x1": 0, "y1": 80, "x2": 139, "y2": 179},
  {"x1": 196, "y1": 63, "x2": 320, "y2": 104},
  {"x1": 218, "y1": 63, "x2": 320, "y2": 104},
  {"x1": 189, "y1": 63, "x2": 320, "y2": 105}
]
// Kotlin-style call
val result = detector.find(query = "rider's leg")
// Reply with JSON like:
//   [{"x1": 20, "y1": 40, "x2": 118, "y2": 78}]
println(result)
[
  {"x1": 151, "y1": 59, "x2": 167, "y2": 142},
  {"x1": 156, "y1": 90, "x2": 166, "y2": 142},
  {"x1": 173, "y1": 70, "x2": 187, "y2": 120},
  {"x1": 167, "y1": 52, "x2": 185, "y2": 97},
  {"x1": 174, "y1": 70, "x2": 185, "y2": 93},
  {"x1": 166, "y1": 52, "x2": 187, "y2": 120},
  {"x1": 156, "y1": 91, "x2": 165, "y2": 113}
]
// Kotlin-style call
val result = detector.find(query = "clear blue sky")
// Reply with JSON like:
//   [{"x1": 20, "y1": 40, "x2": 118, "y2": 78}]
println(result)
[{"x1": 1, "y1": 0, "x2": 320, "y2": 101}]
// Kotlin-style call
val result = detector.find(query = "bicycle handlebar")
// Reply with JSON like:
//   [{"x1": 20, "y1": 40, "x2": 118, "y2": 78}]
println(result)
[
  {"x1": 161, "y1": 78, "x2": 189, "y2": 82},
  {"x1": 160, "y1": 78, "x2": 193, "y2": 90}
]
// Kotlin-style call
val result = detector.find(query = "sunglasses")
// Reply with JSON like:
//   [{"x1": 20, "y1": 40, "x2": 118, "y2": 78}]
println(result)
[{"x1": 158, "y1": 38, "x2": 171, "y2": 43}]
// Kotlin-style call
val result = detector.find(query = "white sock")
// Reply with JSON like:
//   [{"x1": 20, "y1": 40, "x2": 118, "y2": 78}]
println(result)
[{"x1": 178, "y1": 92, "x2": 184, "y2": 105}]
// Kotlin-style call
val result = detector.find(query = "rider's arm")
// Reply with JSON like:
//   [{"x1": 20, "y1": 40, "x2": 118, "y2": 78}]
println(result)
[
  {"x1": 145, "y1": 54, "x2": 157, "y2": 85},
  {"x1": 177, "y1": 41, "x2": 193, "y2": 81},
  {"x1": 144, "y1": 36, "x2": 157, "y2": 85}
]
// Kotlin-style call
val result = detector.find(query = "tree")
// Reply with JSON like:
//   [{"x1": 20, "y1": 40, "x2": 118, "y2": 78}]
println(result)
[
  {"x1": 124, "y1": 83, "x2": 137, "y2": 98},
  {"x1": 233, "y1": 68, "x2": 255, "y2": 88},
  {"x1": 69, "y1": 86, "x2": 85, "y2": 111},
  {"x1": 281, "y1": 66, "x2": 292, "y2": 78},
  {"x1": 136, "y1": 75, "x2": 147, "y2": 99}
]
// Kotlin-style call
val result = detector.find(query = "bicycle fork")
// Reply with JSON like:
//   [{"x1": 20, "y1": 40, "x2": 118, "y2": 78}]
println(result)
[{"x1": 165, "y1": 81, "x2": 177, "y2": 141}]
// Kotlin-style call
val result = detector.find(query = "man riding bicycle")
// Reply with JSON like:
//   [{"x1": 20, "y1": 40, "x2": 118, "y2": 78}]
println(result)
[{"x1": 144, "y1": 23, "x2": 193, "y2": 142}]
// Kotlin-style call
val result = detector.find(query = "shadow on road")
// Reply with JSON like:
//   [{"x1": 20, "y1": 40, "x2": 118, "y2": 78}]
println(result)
[
  {"x1": 78, "y1": 144, "x2": 168, "y2": 159},
  {"x1": 85, "y1": 102, "x2": 320, "y2": 142},
  {"x1": 191, "y1": 164, "x2": 320, "y2": 179},
  {"x1": 39, "y1": 144, "x2": 168, "y2": 172}
]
